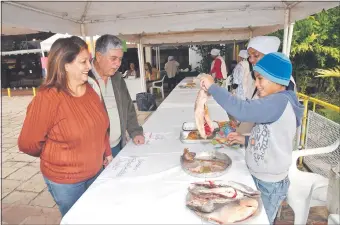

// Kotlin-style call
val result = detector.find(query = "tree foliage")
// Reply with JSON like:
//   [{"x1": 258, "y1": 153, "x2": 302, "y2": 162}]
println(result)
[
  {"x1": 275, "y1": 6, "x2": 340, "y2": 122},
  {"x1": 316, "y1": 67, "x2": 340, "y2": 78},
  {"x1": 271, "y1": 6, "x2": 340, "y2": 96},
  {"x1": 191, "y1": 6, "x2": 340, "y2": 104},
  {"x1": 189, "y1": 45, "x2": 228, "y2": 73}
]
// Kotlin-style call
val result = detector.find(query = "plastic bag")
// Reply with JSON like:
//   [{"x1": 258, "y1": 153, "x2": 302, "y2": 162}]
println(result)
[{"x1": 136, "y1": 92, "x2": 157, "y2": 111}]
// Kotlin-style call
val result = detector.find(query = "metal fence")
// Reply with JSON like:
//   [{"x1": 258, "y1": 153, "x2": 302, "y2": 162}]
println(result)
[{"x1": 304, "y1": 110, "x2": 340, "y2": 177}]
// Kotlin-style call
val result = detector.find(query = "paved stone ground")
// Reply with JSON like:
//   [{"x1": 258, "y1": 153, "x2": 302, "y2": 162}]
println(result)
[
  {"x1": 1, "y1": 94, "x2": 154, "y2": 224},
  {"x1": 1, "y1": 96, "x2": 61, "y2": 224},
  {"x1": 1, "y1": 92, "x2": 329, "y2": 225}
]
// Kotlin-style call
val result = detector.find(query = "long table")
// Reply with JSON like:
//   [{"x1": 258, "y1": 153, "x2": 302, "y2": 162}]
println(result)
[{"x1": 60, "y1": 78, "x2": 269, "y2": 224}]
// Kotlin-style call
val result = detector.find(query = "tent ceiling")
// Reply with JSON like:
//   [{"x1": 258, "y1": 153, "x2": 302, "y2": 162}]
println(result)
[
  {"x1": 2, "y1": 1, "x2": 338, "y2": 44},
  {"x1": 121, "y1": 25, "x2": 282, "y2": 46}
]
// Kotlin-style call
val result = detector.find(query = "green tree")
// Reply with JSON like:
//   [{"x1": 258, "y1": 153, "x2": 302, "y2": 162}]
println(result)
[
  {"x1": 316, "y1": 67, "x2": 340, "y2": 78},
  {"x1": 272, "y1": 6, "x2": 340, "y2": 96},
  {"x1": 189, "y1": 44, "x2": 228, "y2": 73},
  {"x1": 191, "y1": 6, "x2": 340, "y2": 103}
]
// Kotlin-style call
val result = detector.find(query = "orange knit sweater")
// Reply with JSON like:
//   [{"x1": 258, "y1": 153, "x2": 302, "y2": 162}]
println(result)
[{"x1": 18, "y1": 83, "x2": 111, "y2": 184}]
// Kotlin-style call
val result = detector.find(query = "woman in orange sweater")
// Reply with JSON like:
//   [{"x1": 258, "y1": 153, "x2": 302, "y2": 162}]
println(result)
[{"x1": 18, "y1": 36, "x2": 112, "y2": 217}]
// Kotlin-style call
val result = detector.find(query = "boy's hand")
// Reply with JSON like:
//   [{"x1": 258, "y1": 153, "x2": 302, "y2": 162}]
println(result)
[
  {"x1": 200, "y1": 75, "x2": 214, "y2": 91},
  {"x1": 226, "y1": 132, "x2": 246, "y2": 145}
]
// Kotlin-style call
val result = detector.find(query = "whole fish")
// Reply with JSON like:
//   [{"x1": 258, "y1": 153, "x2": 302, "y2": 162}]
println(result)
[
  {"x1": 194, "y1": 198, "x2": 259, "y2": 224},
  {"x1": 194, "y1": 88, "x2": 214, "y2": 139},
  {"x1": 186, "y1": 181, "x2": 260, "y2": 213}
]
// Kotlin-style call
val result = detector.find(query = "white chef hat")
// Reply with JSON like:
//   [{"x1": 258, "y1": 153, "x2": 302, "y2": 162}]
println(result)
[
  {"x1": 247, "y1": 36, "x2": 280, "y2": 54},
  {"x1": 238, "y1": 50, "x2": 248, "y2": 59},
  {"x1": 210, "y1": 48, "x2": 220, "y2": 56}
]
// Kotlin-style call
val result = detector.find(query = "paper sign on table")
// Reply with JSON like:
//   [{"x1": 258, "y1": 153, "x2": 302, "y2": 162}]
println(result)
[
  {"x1": 109, "y1": 156, "x2": 146, "y2": 177},
  {"x1": 100, "y1": 154, "x2": 180, "y2": 179},
  {"x1": 143, "y1": 132, "x2": 177, "y2": 144}
]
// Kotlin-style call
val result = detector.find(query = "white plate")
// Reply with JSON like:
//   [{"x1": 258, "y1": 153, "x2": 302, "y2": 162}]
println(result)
[{"x1": 180, "y1": 151, "x2": 232, "y2": 178}]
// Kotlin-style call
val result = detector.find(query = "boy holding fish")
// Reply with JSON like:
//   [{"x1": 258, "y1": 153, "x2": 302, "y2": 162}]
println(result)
[{"x1": 200, "y1": 52, "x2": 304, "y2": 224}]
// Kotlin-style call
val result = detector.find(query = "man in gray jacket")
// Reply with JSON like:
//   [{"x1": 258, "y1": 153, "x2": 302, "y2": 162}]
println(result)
[{"x1": 88, "y1": 34, "x2": 144, "y2": 158}]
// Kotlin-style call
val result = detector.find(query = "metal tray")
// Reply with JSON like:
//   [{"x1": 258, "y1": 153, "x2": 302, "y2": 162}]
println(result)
[
  {"x1": 180, "y1": 151, "x2": 232, "y2": 178},
  {"x1": 182, "y1": 122, "x2": 220, "y2": 132},
  {"x1": 186, "y1": 192, "x2": 262, "y2": 224},
  {"x1": 180, "y1": 130, "x2": 217, "y2": 144},
  {"x1": 178, "y1": 82, "x2": 197, "y2": 89}
]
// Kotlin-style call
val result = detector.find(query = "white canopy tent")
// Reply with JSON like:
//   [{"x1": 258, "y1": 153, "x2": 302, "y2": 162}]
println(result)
[
  {"x1": 2, "y1": 1, "x2": 337, "y2": 40},
  {"x1": 40, "y1": 33, "x2": 72, "y2": 54},
  {"x1": 3, "y1": 1, "x2": 338, "y2": 91}
]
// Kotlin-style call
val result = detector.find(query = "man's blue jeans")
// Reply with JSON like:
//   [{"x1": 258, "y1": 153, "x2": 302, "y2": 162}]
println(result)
[
  {"x1": 43, "y1": 168, "x2": 102, "y2": 217},
  {"x1": 111, "y1": 141, "x2": 122, "y2": 157},
  {"x1": 252, "y1": 175, "x2": 290, "y2": 224}
]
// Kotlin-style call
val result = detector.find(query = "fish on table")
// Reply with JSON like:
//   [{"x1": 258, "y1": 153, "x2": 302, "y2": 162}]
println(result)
[{"x1": 186, "y1": 180, "x2": 261, "y2": 224}]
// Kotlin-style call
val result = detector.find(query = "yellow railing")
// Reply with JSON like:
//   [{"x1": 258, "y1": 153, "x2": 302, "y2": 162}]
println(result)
[
  {"x1": 297, "y1": 92, "x2": 340, "y2": 165},
  {"x1": 298, "y1": 93, "x2": 340, "y2": 112},
  {"x1": 4, "y1": 87, "x2": 37, "y2": 97}
]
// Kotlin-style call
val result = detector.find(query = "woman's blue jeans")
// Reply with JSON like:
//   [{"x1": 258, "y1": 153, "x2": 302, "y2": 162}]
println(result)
[
  {"x1": 43, "y1": 168, "x2": 102, "y2": 217},
  {"x1": 111, "y1": 141, "x2": 122, "y2": 157}
]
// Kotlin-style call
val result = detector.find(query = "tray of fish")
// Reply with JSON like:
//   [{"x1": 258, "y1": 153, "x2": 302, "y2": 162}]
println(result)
[
  {"x1": 178, "y1": 82, "x2": 197, "y2": 89},
  {"x1": 180, "y1": 130, "x2": 218, "y2": 144},
  {"x1": 181, "y1": 149, "x2": 232, "y2": 178},
  {"x1": 184, "y1": 86, "x2": 217, "y2": 144},
  {"x1": 186, "y1": 180, "x2": 262, "y2": 224},
  {"x1": 182, "y1": 122, "x2": 220, "y2": 132}
]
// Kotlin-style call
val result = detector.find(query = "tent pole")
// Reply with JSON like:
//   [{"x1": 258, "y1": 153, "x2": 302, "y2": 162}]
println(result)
[
  {"x1": 80, "y1": 23, "x2": 86, "y2": 40},
  {"x1": 286, "y1": 22, "x2": 295, "y2": 58},
  {"x1": 287, "y1": 21, "x2": 297, "y2": 91},
  {"x1": 89, "y1": 36, "x2": 95, "y2": 58},
  {"x1": 137, "y1": 39, "x2": 146, "y2": 92},
  {"x1": 145, "y1": 46, "x2": 152, "y2": 66},
  {"x1": 158, "y1": 47, "x2": 161, "y2": 71},
  {"x1": 233, "y1": 40, "x2": 236, "y2": 60},
  {"x1": 236, "y1": 44, "x2": 240, "y2": 62},
  {"x1": 249, "y1": 26, "x2": 253, "y2": 39},
  {"x1": 282, "y1": 8, "x2": 290, "y2": 56},
  {"x1": 155, "y1": 46, "x2": 158, "y2": 69}
]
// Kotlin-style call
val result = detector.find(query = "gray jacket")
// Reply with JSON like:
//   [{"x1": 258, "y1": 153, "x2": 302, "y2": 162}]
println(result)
[{"x1": 88, "y1": 70, "x2": 143, "y2": 148}]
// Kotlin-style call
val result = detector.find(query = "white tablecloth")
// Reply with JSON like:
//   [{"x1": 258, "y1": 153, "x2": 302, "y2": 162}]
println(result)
[{"x1": 61, "y1": 78, "x2": 269, "y2": 225}]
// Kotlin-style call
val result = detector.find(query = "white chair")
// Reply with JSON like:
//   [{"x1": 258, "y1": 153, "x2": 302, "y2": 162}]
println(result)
[
  {"x1": 328, "y1": 214, "x2": 340, "y2": 225},
  {"x1": 286, "y1": 139, "x2": 340, "y2": 225},
  {"x1": 150, "y1": 75, "x2": 166, "y2": 99}
]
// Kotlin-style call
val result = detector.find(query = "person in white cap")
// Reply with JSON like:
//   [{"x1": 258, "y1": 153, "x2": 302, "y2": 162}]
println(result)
[
  {"x1": 247, "y1": 36, "x2": 296, "y2": 92},
  {"x1": 210, "y1": 48, "x2": 228, "y2": 85},
  {"x1": 164, "y1": 56, "x2": 180, "y2": 90},
  {"x1": 247, "y1": 36, "x2": 281, "y2": 65},
  {"x1": 231, "y1": 49, "x2": 253, "y2": 100}
]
